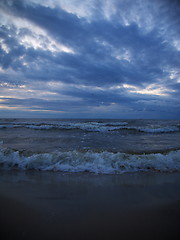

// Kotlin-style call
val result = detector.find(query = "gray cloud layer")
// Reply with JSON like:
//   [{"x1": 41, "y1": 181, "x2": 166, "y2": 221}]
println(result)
[{"x1": 0, "y1": 0, "x2": 180, "y2": 118}]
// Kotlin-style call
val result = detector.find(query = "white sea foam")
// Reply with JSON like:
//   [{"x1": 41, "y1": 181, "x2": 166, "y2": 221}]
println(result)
[
  {"x1": 0, "y1": 121, "x2": 179, "y2": 133},
  {"x1": 0, "y1": 145, "x2": 180, "y2": 174},
  {"x1": 0, "y1": 121, "x2": 180, "y2": 133},
  {"x1": 137, "y1": 126, "x2": 180, "y2": 133},
  {"x1": 26, "y1": 125, "x2": 55, "y2": 130},
  {"x1": 25, "y1": 121, "x2": 128, "y2": 132}
]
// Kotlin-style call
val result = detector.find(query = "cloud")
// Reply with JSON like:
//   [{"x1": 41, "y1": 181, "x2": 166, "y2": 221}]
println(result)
[{"x1": 0, "y1": 0, "x2": 180, "y2": 118}]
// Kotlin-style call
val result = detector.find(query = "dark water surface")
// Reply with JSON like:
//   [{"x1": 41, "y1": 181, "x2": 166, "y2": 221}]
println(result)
[
  {"x1": 0, "y1": 119, "x2": 180, "y2": 173},
  {"x1": 0, "y1": 119, "x2": 180, "y2": 239}
]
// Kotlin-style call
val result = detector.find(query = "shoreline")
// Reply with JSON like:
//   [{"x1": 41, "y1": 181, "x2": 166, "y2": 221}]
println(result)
[{"x1": 0, "y1": 171, "x2": 180, "y2": 239}]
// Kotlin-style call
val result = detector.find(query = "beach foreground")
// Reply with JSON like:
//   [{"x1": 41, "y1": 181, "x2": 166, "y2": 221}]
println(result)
[{"x1": 0, "y1": 171, "x2": 180, "y2": 240}]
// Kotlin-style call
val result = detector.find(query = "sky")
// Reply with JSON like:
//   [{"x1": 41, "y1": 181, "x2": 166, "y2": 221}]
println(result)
[{"x1": 0, "y1": 0, "x2": 180, "y2": 119}]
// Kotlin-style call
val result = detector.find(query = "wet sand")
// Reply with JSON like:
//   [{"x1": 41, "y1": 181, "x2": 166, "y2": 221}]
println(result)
[{"x1": 0, "y1": 171, "x2": 180, "y2": 240}]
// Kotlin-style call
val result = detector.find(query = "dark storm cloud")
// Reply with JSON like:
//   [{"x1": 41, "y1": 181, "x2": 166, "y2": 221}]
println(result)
[
  {"x1": 0, "y1": 97, "x2": 83, "y2": 111},
  {"x1": 1, "y1": 1, "x2": 179, "y2": 84},
  {"x1": 0, "y1": 0, "x2": 180, "y2": 118}
]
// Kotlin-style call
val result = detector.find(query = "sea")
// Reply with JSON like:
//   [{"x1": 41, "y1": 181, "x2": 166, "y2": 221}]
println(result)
[{"x1": 0, "y1": 118, "x2": 180, "y2": 174}]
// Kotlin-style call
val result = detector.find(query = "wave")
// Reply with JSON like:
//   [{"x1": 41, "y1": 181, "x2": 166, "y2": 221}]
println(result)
[
  {"x1": 0, "y1": 124, "x2": 21, "y2": 129},
  {"x1": 0, "y1": 121, "x2": 128, "y2": 132},
  {"x1": 0, "y1": 121, "x2": 179, "y2": 133},
  {"x1": 132, "y1": 126, "x2": 180, "y2": 133},
  {"x1": 0, "y1": 145, "x2": 180, "y2": 174},
  {"x1": 137, "y1": 126, "x2": 180, "y2": 133}
]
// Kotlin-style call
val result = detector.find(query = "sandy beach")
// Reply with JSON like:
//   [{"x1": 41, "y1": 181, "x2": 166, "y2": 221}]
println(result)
[{"x1": 0, "y1": 171, "x2": 180, "y2": 240}]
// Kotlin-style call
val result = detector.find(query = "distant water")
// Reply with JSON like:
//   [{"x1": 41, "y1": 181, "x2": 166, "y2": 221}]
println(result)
[{"x1": 0, "y1": 118, "x2": 180, "y2": 174}]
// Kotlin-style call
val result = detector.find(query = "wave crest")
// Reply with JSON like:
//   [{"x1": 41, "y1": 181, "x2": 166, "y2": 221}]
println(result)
[
  {"x1": 0, "y1": 146, "x2": 180, "y2": 174},
  {"x1": 0, "y1": 122, "x2": 179, "y2": 133}
]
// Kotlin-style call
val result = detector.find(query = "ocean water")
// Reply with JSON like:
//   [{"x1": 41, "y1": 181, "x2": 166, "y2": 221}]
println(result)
[{"x1": 0, "y1": 118, "x2": 180, "y2": 174}]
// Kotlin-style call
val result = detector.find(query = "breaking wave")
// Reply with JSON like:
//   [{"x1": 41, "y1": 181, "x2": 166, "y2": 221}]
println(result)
[
  {"x1": 0, "y1": 121, "x2": 128, "y2": 132},
  {"x1": 0, "y1": 121, "x2": 179, "y2": 133},
  {"x1": 0, "y1": 145, "x2": 180, "y2": 174},
  {"x1": 124, "y1": 126, "x2": 180, "y2": 133}
]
